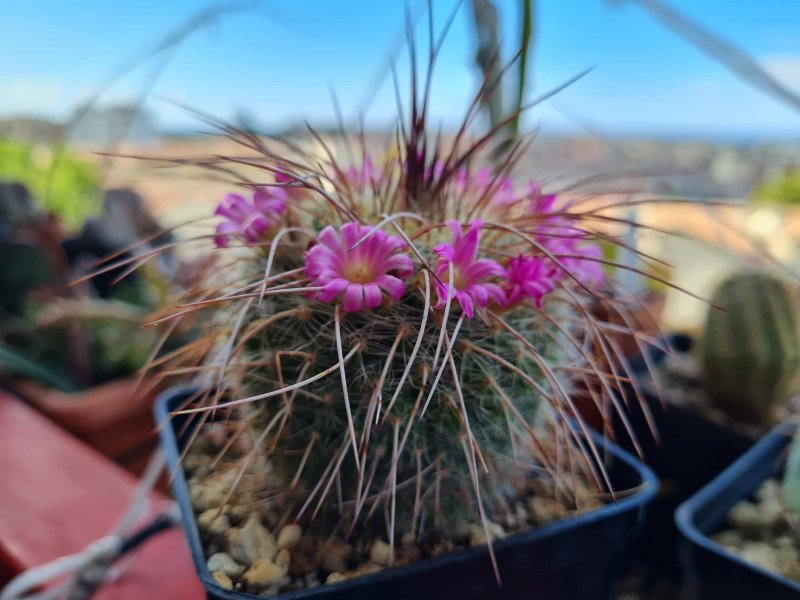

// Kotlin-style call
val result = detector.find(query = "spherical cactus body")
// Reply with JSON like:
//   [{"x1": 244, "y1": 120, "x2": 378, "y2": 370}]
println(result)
[{"x1": 700, "y1": 270, "x2": 800, "y2": 423}]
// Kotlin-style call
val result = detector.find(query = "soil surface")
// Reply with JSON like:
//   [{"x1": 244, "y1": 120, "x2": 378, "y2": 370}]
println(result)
[
  {"x1": 711, "y1": 478, "x2": 800, "y2": 583},
  {"x1": 183, "y1": 424, "x2": 608, "y2": 596}
]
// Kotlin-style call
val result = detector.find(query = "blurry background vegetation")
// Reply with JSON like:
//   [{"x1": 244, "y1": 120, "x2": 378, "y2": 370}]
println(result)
[{"x1": 0, "y1": 139, "x2": 101, "y2": 230}]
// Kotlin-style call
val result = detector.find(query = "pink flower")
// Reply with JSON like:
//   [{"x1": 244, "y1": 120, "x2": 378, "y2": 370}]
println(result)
[
  {"x1": 562, "y1": 242, "x2": 604, "y2": 288},
  {"x1": 528, "y1": 181, "x2": 557, "y2": 215},
  {"x1": 526, "y1": 186, "x2": 604, "y2": 290},
  {"x1": 345, "y1": 156, "x2": 383, "y2": 188},
  {"x1": 492, "y1": 177, "x2": 516, "y2": 206},
  {"x1": 305, "y1": 222, "x2": 414, "y2": 312},
  {"x1": 214, "y1": 188, "x2": 286, "y2": 247},
  {"x1": 540, "y1": 230, "x2": 604, "y2": 290},
  {"x1": 450, "y1": 167, "x2": 516, "y2": 206},
  {"x1": 505, "y1": 255, "x2": 556, "y2": 307},
  {"x1": 433, "y1": 220, "x2": 507, "y2": 318}
]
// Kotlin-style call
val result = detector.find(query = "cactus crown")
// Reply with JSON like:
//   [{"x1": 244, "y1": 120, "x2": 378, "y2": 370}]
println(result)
[{"x1": 700, "y1": 270, "x2": 800, "y2": 424}]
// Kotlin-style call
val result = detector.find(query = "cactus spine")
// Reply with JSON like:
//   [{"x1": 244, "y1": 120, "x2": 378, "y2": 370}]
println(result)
[{"x1": 700, "y1": 270, "x2": 800, "y2": 423}]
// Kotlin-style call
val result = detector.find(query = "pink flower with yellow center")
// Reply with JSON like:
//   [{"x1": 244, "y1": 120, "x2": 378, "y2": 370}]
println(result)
[
  {"x1": 505, "y1": 255, "x2": 556, "y2": 307},
  {"x1": 305, "y1": 222, "x2": 414, "y2": 312},
  {"x1": 433, "y1": 219, "x2": 507, "y2": 318},
  {"x1": 214, "y1": 188, "x2": 287, "y2": 248}
]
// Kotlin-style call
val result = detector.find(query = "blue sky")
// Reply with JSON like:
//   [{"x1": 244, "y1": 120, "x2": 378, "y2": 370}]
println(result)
[{"x1": 1, "y1": 0, "x2": 799, "y2": 137}]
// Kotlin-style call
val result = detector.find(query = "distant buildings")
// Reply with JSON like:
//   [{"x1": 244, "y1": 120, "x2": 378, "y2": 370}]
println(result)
[
  {"x1": 69, "y1": 104, "x2": 158, "y2": 146},
  {"x1": 0, "y1": 118, "x2": 64, "y2": 143},
  {"x1": 0, "y1": 112, "x2": 797, "y2": 199},
  {"x1": 0, "y1": 104, "x2": 159, "y2": 147},
  {"x1": 522, "y1": 136, "x2": 800, "y2": 201}
]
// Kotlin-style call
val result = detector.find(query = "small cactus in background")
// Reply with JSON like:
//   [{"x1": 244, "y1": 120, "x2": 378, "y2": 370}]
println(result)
[{"x1": 700, "y1": 270, "x2": 800, "y2": 424}]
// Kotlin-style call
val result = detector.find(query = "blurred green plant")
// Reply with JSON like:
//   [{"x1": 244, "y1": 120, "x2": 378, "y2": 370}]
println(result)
[
  {"x1": 0, "y1": 274, "x2": 163, "y2": 392},
  {"x1": 0, "y1": 138, "x2": 101, "y2": 230},
  {"x1": 754, "y1": 169, "x2": 800, "y2": 206},
  {"x1": 0, "y1": 195, "x2": 179, "y2": 392}
]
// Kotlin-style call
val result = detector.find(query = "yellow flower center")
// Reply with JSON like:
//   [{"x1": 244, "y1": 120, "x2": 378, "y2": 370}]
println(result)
[{"x1": 344, "y1": 260, "x2": 374, "y2": 284}]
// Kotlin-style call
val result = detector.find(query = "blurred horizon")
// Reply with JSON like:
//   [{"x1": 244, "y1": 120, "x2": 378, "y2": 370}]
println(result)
[{"x1": 1, "y1": 0, "x2": 800, "y2": 140}]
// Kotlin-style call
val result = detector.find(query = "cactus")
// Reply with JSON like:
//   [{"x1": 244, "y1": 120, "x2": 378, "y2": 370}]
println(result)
[
  {"x1": 141, "y1": 128, "x2": 657, "y2": 572},
  {"x1": 700, "y1": 270, "x2": 800, "y2": 424},
  {"x1": 135, "y1": 52, "x2": 659, "y2": 587}
]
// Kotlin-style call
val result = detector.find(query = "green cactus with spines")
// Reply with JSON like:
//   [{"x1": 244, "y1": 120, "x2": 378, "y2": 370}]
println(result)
[
  {"x1": 150, "y1": 68, "x2": 650, "y2": 568},
  {"x1": 700, "y1": 270, "x2": 800, "y2": 424},
  {"x1": 232, "y1": 268, "x2": 563, "y2": 537}
]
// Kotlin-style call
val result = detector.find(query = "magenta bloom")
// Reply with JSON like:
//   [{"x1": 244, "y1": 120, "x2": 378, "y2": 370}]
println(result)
[
  {"x1": 433, "y1": 220, "x2": 507, "y2": 318},
  {"x1": 526, "y1": 187, "x2": 604, "y2": 290},
  {"x1": 448, "y1": 167, "x2": 516, "y2": 206},
  {"x1": 305, "y1": 222, "x2": 414, "y2": 312},
  {"x1": 505, "y1": 255, "x2": 556, "y2": 307},
  {"x1": 539, "y1": 229, "x2": 604, "y2": 290},
  {"x1": 528, "y1": 181, "x2": 557, "y2": 215},
  {"x1": 345, "y1": 156, "x2": 383, "y2": 189},
  {"x1": 561, "y1": 241, "x2": 604, "y2": 288},
  {"x1": 214, "y1": 188, "x2": 287, "y2": 247},
  {"x1": 492, "y1": 177, "x2": 516, "y2": 206}
]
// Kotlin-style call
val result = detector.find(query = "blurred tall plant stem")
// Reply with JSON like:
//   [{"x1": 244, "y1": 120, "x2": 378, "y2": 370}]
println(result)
[{"x1": 469, "y1": 0, "x2": 534, "y2": 161}]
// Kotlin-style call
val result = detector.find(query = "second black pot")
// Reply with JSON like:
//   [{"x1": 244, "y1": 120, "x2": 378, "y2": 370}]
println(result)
[{"x1": 612, "y1": 334, "x2": 755, "y2": 575}]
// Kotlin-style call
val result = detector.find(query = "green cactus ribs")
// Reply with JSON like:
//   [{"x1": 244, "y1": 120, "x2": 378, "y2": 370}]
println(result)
[{"x1": 700, "y1": 270, "x2": 800, "y2": 424}]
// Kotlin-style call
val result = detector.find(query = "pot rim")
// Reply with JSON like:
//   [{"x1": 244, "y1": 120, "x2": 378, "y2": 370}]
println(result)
[{"x1": 675, "y1": 421, "x2": 800, "y2": 592}]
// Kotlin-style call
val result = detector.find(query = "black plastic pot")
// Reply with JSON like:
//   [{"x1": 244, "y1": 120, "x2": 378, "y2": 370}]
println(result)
[
  {"x1": 676, "y1": 422, "x2": 798, "y2": 599},
  {"x1": 612, "y1": 334, "x2": 755, "y2": 575},
  {"x1": 156, "y1": 386, "x2": 658, "y2": 600}
]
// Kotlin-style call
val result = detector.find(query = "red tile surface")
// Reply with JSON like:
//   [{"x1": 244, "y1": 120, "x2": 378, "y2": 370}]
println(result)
[{"x1": 0, "y1": 391, "x2": 203, "y2": 599}]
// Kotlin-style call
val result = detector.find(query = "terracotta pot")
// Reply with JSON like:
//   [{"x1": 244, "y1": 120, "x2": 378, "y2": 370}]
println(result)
[{"x1": 9, "y1": 376, "x2": 164, "y2": 483}]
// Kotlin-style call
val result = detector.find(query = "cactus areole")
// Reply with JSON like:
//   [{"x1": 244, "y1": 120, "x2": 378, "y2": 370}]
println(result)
[{"x1": 701, "y1": 270, "x2": 800, "y2": 424}]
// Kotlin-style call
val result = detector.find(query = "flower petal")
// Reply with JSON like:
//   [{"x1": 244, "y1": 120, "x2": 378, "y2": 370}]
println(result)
[
  {"x1": 433, "y1": 242, "x2": 455, "y2": 263},
  {"x1": 341, "y1": 222, "x2": 368, "y2": 248},
  {"x1": 319, "y1": 278, "x2": 349, "y2": 302},
  {"x1": 214, "y1": 221, "x2": 239, "y2": 248},
  {"x1": 457, "y1": 291, "x2": 474, "y2": 319},
  {"x1": 363, "y1": 283, "x2": 382, "y2": 309},
  {"x1": 343, "y1": 284, "x2": 364, "y2": 312},
  {"x1": 469, "y1": 284, "x2": 488, "y2": 306},
  {"x1": 454, "y1": 220, "x2": 481, "y2": 266},
  {"x1": 377, "y1": 274, "x2": 405, "y2": 300},
  {"x1": 466, "y1": 258, "x2": 506, "y2": 281},
  {"x1": 384, "y1": 254, "x2": 414, "y2": 278},
  {"x1": 318, "y1": 225, "x2": 342, "y2": 252},
  {"x1": 243, "y1": 215, "x2": 270, "y2": 242}
]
